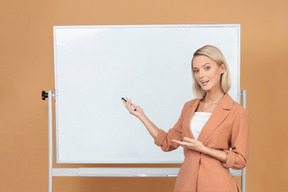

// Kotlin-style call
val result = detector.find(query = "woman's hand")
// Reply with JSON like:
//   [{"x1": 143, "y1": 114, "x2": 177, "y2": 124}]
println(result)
[
  {"x1": 121, "y1": 97, "x2": 145, "y2": 118},
  {"x1": 172, "y1": 137, "x2": 207, "y2": 153}
]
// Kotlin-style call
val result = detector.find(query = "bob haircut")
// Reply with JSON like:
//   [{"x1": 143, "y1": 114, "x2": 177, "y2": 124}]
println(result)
[{"x1": 191, "y1": 45, "x2": 231, "y2": 99}]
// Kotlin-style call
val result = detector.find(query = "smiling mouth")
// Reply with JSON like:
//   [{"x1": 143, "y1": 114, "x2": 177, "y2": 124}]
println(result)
[{"x1": 200, "y1": 80, "x2": 209, "y2": 86}]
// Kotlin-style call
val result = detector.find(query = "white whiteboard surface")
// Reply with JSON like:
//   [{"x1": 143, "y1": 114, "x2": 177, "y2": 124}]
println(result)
[{"x1": 53, "y1": 24, "x2": 240, "y2": 164}]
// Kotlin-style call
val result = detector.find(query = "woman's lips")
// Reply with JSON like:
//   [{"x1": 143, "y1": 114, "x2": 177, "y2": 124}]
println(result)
[{"x1": 201, "y1": 80, "x2": 209, "y2": 86}]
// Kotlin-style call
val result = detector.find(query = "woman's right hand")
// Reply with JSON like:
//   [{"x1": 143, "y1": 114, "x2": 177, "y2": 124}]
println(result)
[{"x1": 121, "y1": 97, "x2": 145, "y2": 118}]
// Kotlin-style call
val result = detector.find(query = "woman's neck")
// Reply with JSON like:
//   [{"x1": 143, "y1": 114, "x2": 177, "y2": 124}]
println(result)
[{"x1": 201, "y1": 91, "x2": 225, "y2": 105}]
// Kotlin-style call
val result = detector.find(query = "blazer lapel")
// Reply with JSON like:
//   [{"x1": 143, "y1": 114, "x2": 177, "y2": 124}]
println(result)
[{"x1": 185, "y1": 92, "x2": 234, "y2": 144}]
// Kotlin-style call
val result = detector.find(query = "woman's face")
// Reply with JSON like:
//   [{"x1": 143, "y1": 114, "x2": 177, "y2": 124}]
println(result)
[{"x1": 192, "y1": 55, "x2": 225, "y2": 92}]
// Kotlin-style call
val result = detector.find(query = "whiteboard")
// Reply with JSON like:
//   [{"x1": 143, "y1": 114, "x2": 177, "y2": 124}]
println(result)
[{"x1": 53, "y1": 24, "x2": 240, "y2": 163}]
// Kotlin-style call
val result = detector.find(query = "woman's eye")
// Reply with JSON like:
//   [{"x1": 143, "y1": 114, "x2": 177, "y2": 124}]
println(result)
[{"x1": 194, "y1": 67, "x2": 210, "y2": 73}]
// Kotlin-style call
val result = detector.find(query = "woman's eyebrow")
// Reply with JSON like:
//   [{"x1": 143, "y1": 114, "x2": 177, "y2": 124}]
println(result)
[{"x1": 193, "y1": 63, "x2": 210, "y2": 69}]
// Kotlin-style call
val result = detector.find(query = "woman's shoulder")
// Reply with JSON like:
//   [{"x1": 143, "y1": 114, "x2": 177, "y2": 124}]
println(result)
[
  {"x1": 183, "y1": 98, "x2": 200, "y2": 107},
  {"x1": 231, "y1": 99, "x2": 249, "y2": 115}
]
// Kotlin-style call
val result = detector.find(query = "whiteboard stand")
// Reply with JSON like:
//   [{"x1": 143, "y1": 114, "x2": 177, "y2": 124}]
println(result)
[
  {"x1": 240, "y1": 90, "x2": 247, "y2": 192},
  {"x1": 42, "y1": 90, "x2": 247, "y2": 192}
]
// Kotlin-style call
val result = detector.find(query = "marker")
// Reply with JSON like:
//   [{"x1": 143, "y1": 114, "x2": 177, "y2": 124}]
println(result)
[{"x1": 122, "y1": 97, "x2": 136, "y2": 111}]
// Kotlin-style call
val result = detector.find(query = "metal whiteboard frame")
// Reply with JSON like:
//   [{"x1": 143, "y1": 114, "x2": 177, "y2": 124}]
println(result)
[
  {"x1": 53, "y1": 24, "x2": 241, "y2": 164},
  {"x1": 45, "y1": 89, "x2": 247, "y2": 192}
]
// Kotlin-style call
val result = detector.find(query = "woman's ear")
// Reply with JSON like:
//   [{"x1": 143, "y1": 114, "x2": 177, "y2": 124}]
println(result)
[{"x1": 221, "y1": 63, "x2": 225, "y2": 74}]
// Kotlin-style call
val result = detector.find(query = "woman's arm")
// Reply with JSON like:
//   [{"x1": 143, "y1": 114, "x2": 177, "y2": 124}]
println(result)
[
  {"x1": 138, "y1": 114, "x2": 159, "y2": 139},
  {"x1": 144, "y1": 102, "x2": 188, "y2": 152},
  {"x1": 220, "y1": 108, "x2": 249, "y2": 169},
  {"x1": 122, "y1": 97, "x2": 189, "y2": 152},
  {"x1": 204, "y1": 108, "x2": 249, "y2": 169},
  {"x1": 202, "y1": 147, "x2": 227, "y2": 163},
  {"x1": 121, "y1": 97, "x2": 159, "y2": 139}
]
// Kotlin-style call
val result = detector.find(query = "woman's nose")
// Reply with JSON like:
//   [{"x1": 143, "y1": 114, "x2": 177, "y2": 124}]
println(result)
[{"x1": 199, "y1": 69, "x2": 204, "y2": 77}]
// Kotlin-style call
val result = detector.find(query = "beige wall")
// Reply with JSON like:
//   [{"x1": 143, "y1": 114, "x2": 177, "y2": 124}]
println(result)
[{"x1": 1, "y1": 0, "x2": 288, "y2": 191}]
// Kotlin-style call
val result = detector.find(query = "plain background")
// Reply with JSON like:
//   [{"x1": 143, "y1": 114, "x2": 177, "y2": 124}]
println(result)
[{"x1": 0, "y1": 0, "x2": 287, "y2": 191}]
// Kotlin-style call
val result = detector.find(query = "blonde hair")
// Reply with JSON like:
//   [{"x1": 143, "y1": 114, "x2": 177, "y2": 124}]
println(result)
[{"x1": 191, "y1": 45, "x2": 231, "y2": 99}]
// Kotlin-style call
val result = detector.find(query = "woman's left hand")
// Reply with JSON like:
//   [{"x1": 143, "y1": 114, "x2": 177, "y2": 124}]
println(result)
[{"x1": 172, "y1": 137, "x2": 207, "y2": 153}]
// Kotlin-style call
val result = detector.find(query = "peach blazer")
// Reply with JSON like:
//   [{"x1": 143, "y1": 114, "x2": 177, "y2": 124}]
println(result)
[{"x1": 154, "y1": 92, "x2": 249, "y2": 192}]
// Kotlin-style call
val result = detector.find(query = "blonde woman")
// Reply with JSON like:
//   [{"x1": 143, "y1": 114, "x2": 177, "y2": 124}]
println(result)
[{"x1": 121, "y1": 45, "x2": 249, "y2": 192}]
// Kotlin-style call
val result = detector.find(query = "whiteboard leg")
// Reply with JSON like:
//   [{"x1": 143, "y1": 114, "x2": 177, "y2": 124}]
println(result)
[
  {"x1": 241, "y1": 167, "x2": 246, "y2": 192},
  {"x1": 48, "y1": 91, "x2": 53, "y2": 192},
  {"x1": 241, "y1": 90, "x2": 246, "y2": 192}
]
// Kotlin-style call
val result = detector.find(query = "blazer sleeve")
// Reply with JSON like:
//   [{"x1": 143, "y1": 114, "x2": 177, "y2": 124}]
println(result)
[
  {"x1": 222, "y1": 107, "x2": 250, "y2": 170},
  {"x1": 154, "y1": 102, "x2": 188, "y2": 152}
]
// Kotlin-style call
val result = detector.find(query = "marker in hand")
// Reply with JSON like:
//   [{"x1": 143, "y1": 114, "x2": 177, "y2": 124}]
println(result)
[{"x1": 121, "y1": 97, "x2": 136, "y2": 111}]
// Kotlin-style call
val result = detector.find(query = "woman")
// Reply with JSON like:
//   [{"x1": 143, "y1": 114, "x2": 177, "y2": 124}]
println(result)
[{"x1": 121, "y1": 45, "x2": 249, "y2": 192}]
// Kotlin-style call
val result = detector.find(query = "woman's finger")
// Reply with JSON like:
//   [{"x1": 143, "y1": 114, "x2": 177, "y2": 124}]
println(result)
[
  {"x1": 183, "y1": 137, "x2": 193, "y2": 142},
  {"x1": 124, "y1": 97, "x2": 130, "y2": 111},
  {"x1": 122, "y1": 98, "x2": 127, "y2": 108},
  {"x1": 131, "y1": 103, "x2": 137, "y2": 107},
  {"x1": 129, "y1": 99, "x2": 133, "y2": 109},
  {"x1": 128, "y1": 99, "x2": 134, "y2": 113},
  {"x1": 172, "y1": 140, "x2": 184, "y2": 145},
  {"x1": 127, "y1": 98, "x2": 131, "y2": 112}
]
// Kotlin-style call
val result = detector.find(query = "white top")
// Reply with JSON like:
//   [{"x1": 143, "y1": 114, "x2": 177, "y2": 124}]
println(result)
[{"x1": 190, "y1": 112, "x2": 212, "y2": 140}]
